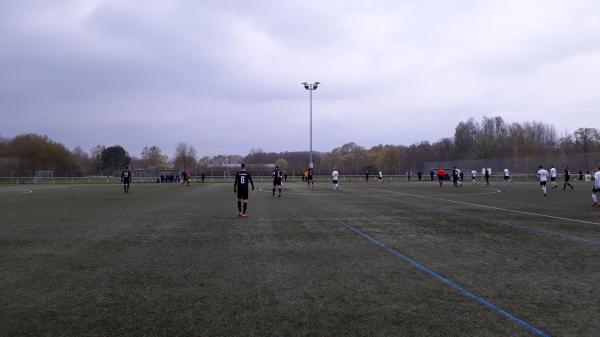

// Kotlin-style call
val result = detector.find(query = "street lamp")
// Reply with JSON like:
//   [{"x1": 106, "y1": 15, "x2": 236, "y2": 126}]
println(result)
[{"x1": 301, "y1": 81, "x2": 320, "y2": 169}]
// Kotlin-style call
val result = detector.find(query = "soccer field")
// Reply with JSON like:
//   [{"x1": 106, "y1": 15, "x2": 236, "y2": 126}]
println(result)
[{"x1": 1, "y1": 180, "x2": 599, "y2": 336}]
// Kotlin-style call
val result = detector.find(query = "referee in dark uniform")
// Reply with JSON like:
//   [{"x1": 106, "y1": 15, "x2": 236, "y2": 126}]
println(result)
[
  {"x1": 563, "y1": 167, "x2": 574, "y2": 190},
  {"x1": 234, "y1": 163, "x2": 255, "y2": 217}
]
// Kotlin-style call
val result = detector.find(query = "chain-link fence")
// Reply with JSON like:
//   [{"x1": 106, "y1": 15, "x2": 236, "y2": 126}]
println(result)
[
  {"x1": 0, "y1": 174, "x2": 434, "y2": 185},
  {"x1": 425, "y1": 152, "x2": 600, "y2": 175}
]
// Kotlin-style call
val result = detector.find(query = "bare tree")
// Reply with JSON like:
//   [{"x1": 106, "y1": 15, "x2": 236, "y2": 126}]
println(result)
[
  {"x1": 72, "y1": 146, "x2": 94, "y2": 175},
  {"x1": 173, "y1": 142, "x2": 198, "y2": 170},
  {"x1": 574, "y1": 128, "x2": 599, "y2": 154},
  {"x1": 90, "y1": 145, "x2": 105, "y2": 175},
  {"x1": 453, "y1": 118, "x2": 478, "y2": 159},
  {"x1": 141, "y1": 146, "x2": 168, "y2": 169},
  {"x1": 275, "y1": 158, "x2": 289, "y2": 170}
]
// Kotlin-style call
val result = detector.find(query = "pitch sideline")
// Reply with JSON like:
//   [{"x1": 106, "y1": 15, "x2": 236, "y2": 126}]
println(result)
[{"x1": 348, "y1": 186, "x2": 600, "y2": 227}]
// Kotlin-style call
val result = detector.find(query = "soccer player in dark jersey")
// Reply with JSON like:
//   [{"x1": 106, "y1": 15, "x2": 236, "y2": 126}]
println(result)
[
  {"x1": 307, "y1": 168, "x2": 314, "y2": 188},
  {"x1": 563, "y1": 166, "x2": 574, "y2": 190},
  {"x1": 121, "y1": 166, "x2": 132, "y2": 193},
  {"x1": 181, "y1": 170, "x2": 188, "y2": 186},
  {"x1": 233, "y1": 163, "x2": 255, "y2": 217},
  {"x1": 272, "y1": 165, "x2": 283, "y2": 197},
  {"x1": 452, "y1": 167, "x2": 459, "y2": 187}
]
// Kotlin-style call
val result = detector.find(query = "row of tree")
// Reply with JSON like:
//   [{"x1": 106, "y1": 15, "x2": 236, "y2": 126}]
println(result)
[
  {"x1": 1, "y1": 116, "x2": 599, "y2": 177},
  {"x1": 319, "y1": 117, "x2": 600, "y2": 174}
]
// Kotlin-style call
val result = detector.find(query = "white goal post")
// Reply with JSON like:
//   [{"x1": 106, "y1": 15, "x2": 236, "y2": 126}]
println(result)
[{"x1": 33, "y1": 170, "x2": 54, "y2": 184}]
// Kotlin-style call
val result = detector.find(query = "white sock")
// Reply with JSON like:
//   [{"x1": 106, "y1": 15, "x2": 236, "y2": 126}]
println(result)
[
  {"x1": 593, "y1": 194, "x2": 597, "y2": 203},
  {"x1": 542, "y1": 186, "x2": 547, "y2": 194}
]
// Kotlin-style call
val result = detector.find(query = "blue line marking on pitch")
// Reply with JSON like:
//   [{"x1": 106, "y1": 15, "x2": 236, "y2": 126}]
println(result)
[{"x1": 336, "y1": 219, "x2": 552, "y2": 337}]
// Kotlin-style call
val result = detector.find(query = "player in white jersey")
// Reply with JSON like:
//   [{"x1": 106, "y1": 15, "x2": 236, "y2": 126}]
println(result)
[
  {"x1": 378, "y1": 170, "x2": 383, "y2": 183},
  {"x1": 471, "y1": 170, "x2": 477, "y2": 184},
  {"x1": 549, "y1": 165, "x2": 558, "y2": 189},
  {"x1": 592, "y1": 167, "x2": 600, "y2": 207},
  {"x1": 331, "y1": 168, "x2": 340, "y2": 191},
  {"x1": 537, "y1": 165, "x2": 549, "y2": 197},
  {"x1": 452, "y1": 167, "x2": 462, "y2": 187},
  {"x1": 503, "y1": 168, "x2": 511, "y2": 183}
]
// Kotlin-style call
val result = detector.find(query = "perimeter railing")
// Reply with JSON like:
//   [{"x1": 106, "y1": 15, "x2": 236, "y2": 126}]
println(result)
[{"x1": 0, "y1": 174, "x2": 593, "y2": 185}]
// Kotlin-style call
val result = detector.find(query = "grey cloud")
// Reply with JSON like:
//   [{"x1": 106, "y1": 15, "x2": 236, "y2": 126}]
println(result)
[{"x1": 1, "y1": 0, "x2": 600, "y2": 156}]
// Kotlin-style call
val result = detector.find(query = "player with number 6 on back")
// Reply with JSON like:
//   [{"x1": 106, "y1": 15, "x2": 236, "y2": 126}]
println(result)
[
  {"x1": 233, "y1": 163, "x2": 255, "y2": 217},
  {"x1": 272, "y1": 165, "x2": 283, "y2": 198}
]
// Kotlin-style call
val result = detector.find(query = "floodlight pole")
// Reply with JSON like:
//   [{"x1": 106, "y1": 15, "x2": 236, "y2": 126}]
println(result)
[
  {"x1": 310, "y1": 88, "x2": 313, "y2": 168},
  {"x1": 302, "y1": 82, "x2": 320, "y2": 169}
]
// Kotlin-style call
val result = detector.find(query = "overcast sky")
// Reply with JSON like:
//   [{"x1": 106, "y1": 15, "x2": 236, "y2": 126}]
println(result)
[{"x1": 1, "y1": 0, "x2": 599, "y2": 157}]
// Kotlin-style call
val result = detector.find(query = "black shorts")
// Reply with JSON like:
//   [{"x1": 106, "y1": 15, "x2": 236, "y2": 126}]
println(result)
[
  {"x1": 540, "y1": 181, "x2": 547, "y2": 186},
  {"x1": 593, "y1": 187, "x2": 599, "y2": 193},
  {"x1": 123, "y1": 178, "x2": 130, "y2": 184},
  {"x1": 237, "y1": 189, "x2": 249, "y2": 200},
  {"x1": 308, "y1": 176, "x2": 313, "y2": 181},
  {"x1": 504, "y1": 176, "x2": 509, "y2": 180},
  {"x1": 551, "y1": 177, "x2": 556, "y2": 181},
  {"x1": 332, "y1": 180, "x2": 338, "y2": 184},
  {"x1": 273, "y1": 179, "x2": 282, "y2": 186}
]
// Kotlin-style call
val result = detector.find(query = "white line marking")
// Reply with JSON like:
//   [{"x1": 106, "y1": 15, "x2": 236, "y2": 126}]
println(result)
[
  {"x1": 0, "y1": 189, "x2": 33, "y2": 193},
  {"x1": 438, "y1": 188, "x2": 502, "y2": 196},
  {"x1": 351, "y1": 186, "x2": 600, "y2": 227},
  {"x1": 287, "y1": 191, "x2": 345, "y2": 196},
  {"x1": 0, "y1": 189, "x2": 33, "y2": 195},
  {"x1": 0, "y1": 185, "x2": 74, "y2": 196},
  {"x1": 388, "y1": 187, "x2": 503, "y2": 197}
]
